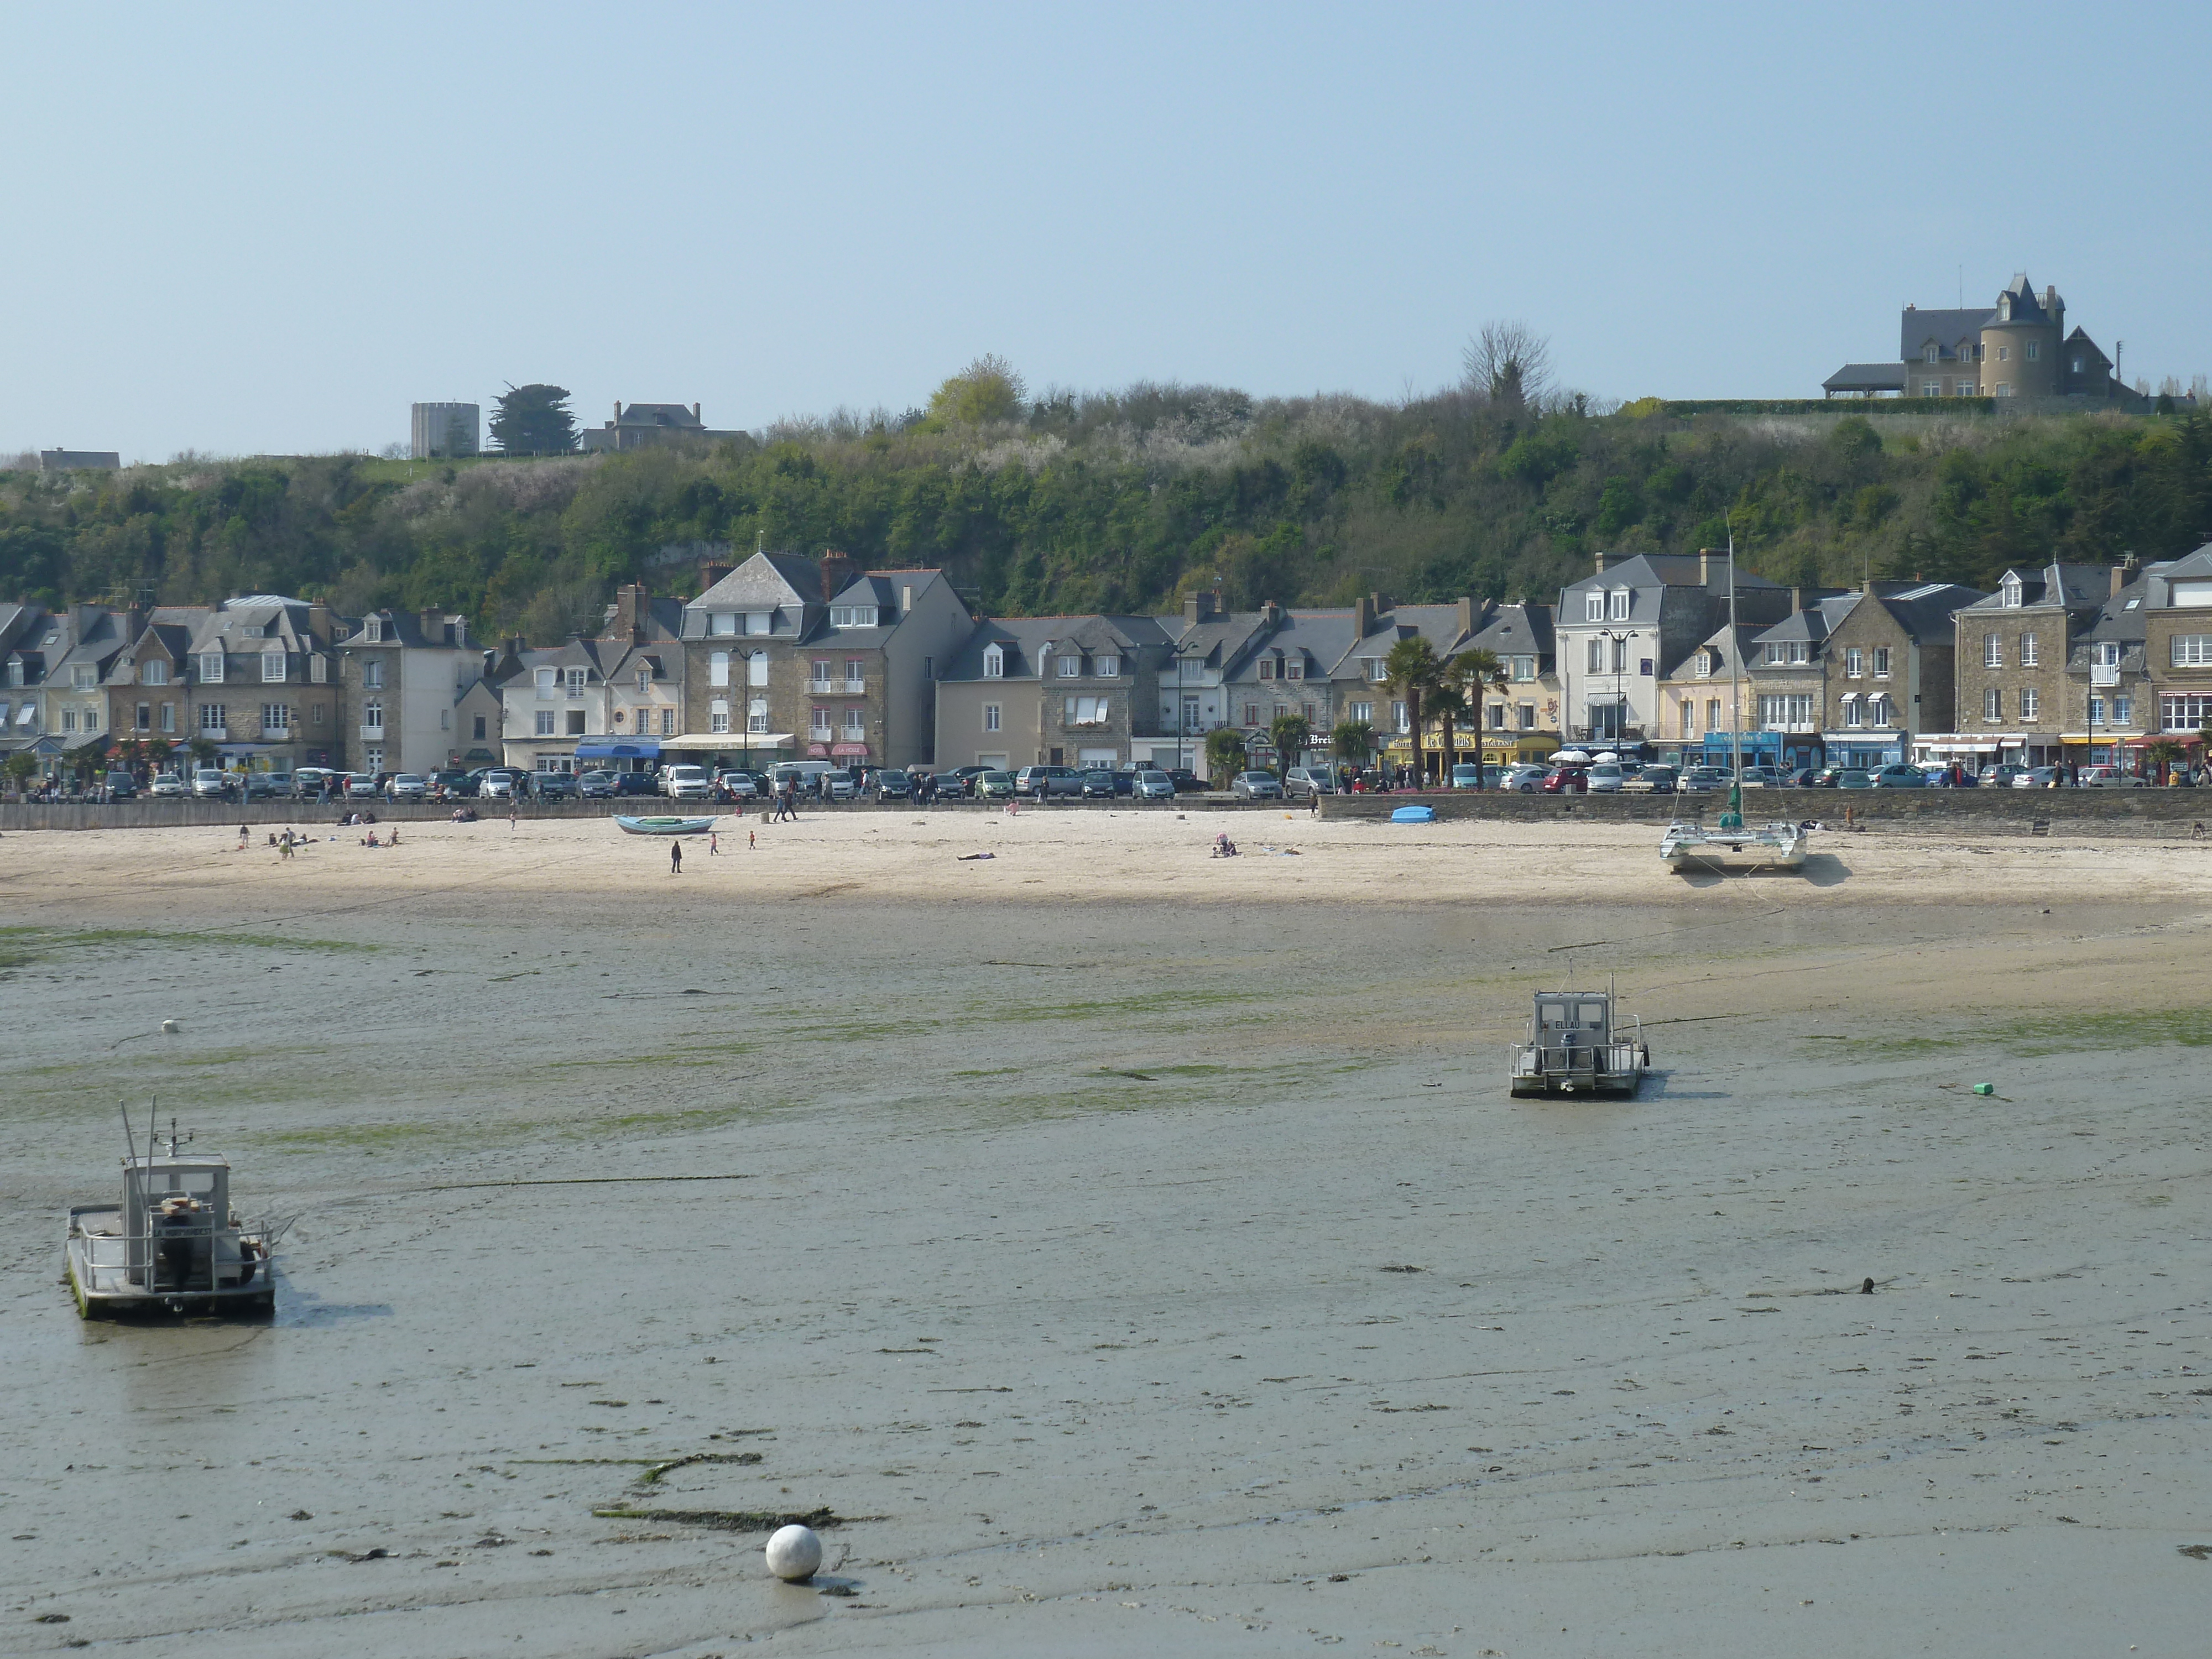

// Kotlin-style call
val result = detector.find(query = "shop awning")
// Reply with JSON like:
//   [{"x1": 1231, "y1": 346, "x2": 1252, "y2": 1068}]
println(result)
[
  {"x1": 660, "y1": 732, "x2": 794, "y2": 752},
  {"x1": 831, "y1": 742, "x2": 869, "y2": 758},
  {"x1": 574, "y1": 739, "x2": 660, "y2": 760}
]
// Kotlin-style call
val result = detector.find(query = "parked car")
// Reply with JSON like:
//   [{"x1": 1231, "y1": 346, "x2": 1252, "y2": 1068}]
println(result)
[
  {"x1": 2080, "y1": 764, "x2": 2144, "y2": 786},
  {"x1": 1015, "y1": 764, "x2": 1083, "y2": 799},
  {"x1": 2010, "y1": 766, "x2": 2058, "y2": 789},
  {"x1": 428, "y1": 768, "x2": 473, "y2": 797},
  {"x1": 975, "y1": 769, "x2": 1016, "y2": 799},
  {"x1": 1502, "y1": 763, "x2": 1548, "y2": 793},
  {"x1": 1076, "y1": 768, "x2": 1117, "y2": 799},
  {"x1": 534, "y1": 771, "x2": 578, "y2": 800},
  {"x1": 1230, "y1": 769, "x2": 1284, "y2": 800},
  {"x1": 191, "y1": 768, "x2": 232, "y2": 800},
  {"x1": 1165, "y1": 768, "x2": 1204, "y2": 794},
  {"x1": 874, "y1": 769, "x2": 913, "y2": 800},
  {"x1": 1920, "y1": 763, "x2": 1976, "y2": 787},
  {"x1": 578, "y1": 770, "x2": 615, "y2": 799},
  {"x1": 1585, "y1": 761, "x2": 1628, "y2": 793},
  {"x1": 1980, "y1": 763, "x2": 2030, "y2": 787},
  {"x1": 1778, "y1": 766, "x2": 1818, "y2": 787},
  {"x1": 385, "y1": 773, "x2": 428, "y2": 801},
  {"x1": 823, "y1": 769, "x2": 859, "y2": 802},
  {"x1": 1620, "y1": 764, "x2": 1678, "y2": 795},
  {"x1": 148, "y1": 770, "x2": 185, "y2": 798},
  {"x1": 479, "y1": 769, "x2": 526, "y2": 799},
  {"x1": 659, "y1": 764, "x2": 713, "y2": 801},
  {"x1": 1735, "y1": 766, "x2": 1785, "y2": 789},
  {"x1": 1808, "y1": 766, "x2": 1846, "y2": 787},
  {"x1": 254, "y1": 770, "x2": 293, "y2": 799},
  {"x1": 1286, "y1": 765, "x2": 1338, "y2": 798},
  {"x1": 1677, "y1": 765, "x2": 1728, "y2": 793},
  {"x1": 717, "y1": 770, "x2": 761, "y2": 799},
  {"x1": 1133, "y1": 769, "x2": 1176, "y2": 799},
  {"x1": 1539, "y1": 765, "x2": 1588, "y2": 794},
  {"x1": 1870, "y1": 763, "x2": 1927, "y2": 789},
  {"x1": 1446, "y1": 764, "x2": 1484, "y2": 790},
  {"x1": 343, "y1": 772, "x2": 383, "y2": 799},
  {"x1": 611, "y1": 770, "x2": 659, "y2": 796},
  {"x1": 1833, "y1": 768, "x2": 1874, "y2": 789},
  {"x1": 103, "y1": 770, "x2": 139, "y2": 800},
  {"x1": 933, "y1": 764, "x2": 989, "y2": 797}
]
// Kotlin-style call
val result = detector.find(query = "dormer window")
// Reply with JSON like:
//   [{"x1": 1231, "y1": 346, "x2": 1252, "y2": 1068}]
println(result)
[
  {"x1": 982, "y1": 644, "x2": 1004, "y2": 679},
  {"x1": 1282, "y1": 658, "x2": 1300, "y2": 681},
  {"x1": 200, "y1": 653, "x2": 225, "y2": 682},
  {"x1": 2000, "y1": 575, "x2": 2023, "y2": 607},
  {"x1": 1258, "y1": 658, "x2": 1274, "y2": 681},
  {"x1": 2000, "y1": 295, "x2": 2012, "y2": 321},
  {"x1": 1608, "y1": 588, "x2": 1629, "y2": 620},
  {"x1": 1924, "y1": 344, "x2": 1938, "y2": 364},
  {"x1": 1584, "y1": 591, "x2": 1604, "y2": 622},
  {"x1": 829, "y1": 605, "x2": 878, "y2": 628},
  {"x1": 141, "y1": 659, "x2": 168, "y2": 686},
  {"x1": 364, "y1": 617, "x2": 383, "y2": 643}
]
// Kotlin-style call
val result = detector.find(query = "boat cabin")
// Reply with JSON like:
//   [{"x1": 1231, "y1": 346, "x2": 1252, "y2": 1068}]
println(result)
[
  {"x1": 121, "y1": 1155, "x2": 233, "y2": 1287},
  {"x1": 1510, "y1": 985, "x2": 1648, "y2": 1098}
]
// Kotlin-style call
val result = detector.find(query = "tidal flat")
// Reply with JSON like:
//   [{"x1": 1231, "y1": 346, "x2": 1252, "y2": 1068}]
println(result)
[{"x1": 2, "y1": 814, "x2": 2208, "y2": 1656}]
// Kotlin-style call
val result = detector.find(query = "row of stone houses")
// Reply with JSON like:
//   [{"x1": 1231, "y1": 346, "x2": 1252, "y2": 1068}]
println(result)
[{"x1": 13, "y1": 539, "x2": 2211, "y2": 782}]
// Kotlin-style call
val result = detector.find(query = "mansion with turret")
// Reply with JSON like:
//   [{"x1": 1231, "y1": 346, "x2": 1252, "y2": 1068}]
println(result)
[{"x1": 1823, "y1": 273, "x2": 2138, "y2": 404}]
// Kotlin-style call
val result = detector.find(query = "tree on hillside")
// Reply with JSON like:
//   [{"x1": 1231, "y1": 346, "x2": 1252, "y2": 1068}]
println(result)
[
  {"x1": 1204, "y1": 726, "x2": 1248, "y2": 788},
  {"x1": 926, "y1": 356, "x2": 1026, "y2": 427},
  {"x1": 1462, "y1": 321, "x2": 1553, "y2": 414},
  {"x1": 489, "y1": 384, "x2": 577, "y2": 455},
  {"x1": 1384, "y1": 636, "x2": 1441, "y2": 786},
  {"x1": 1268, "y1": 711, "x2": 1311, "y2": 782}
]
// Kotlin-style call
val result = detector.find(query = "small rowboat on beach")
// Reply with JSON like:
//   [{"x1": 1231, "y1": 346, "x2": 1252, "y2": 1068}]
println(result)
[{"x1": 613, "y1": 815, "x2": 718, "y2": 836}]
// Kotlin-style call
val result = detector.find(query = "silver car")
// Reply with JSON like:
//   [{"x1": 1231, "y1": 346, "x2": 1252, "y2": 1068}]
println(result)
[
  {"x1": 1284, "y1": 766, "x2": 1335, "y2": 799},
  {"x1": 1134, "y1": 769, "x2": 1175, "y2": 799},
  {"x1": 385, "y1": 773, "x2": 427, "y2": 801},
  {"x1": 1585, "y1": 761, "x2": 1627, "y2": 793},
  {"x1": 1230, "y1": 770, "x2": 1284, "y2": 800}
]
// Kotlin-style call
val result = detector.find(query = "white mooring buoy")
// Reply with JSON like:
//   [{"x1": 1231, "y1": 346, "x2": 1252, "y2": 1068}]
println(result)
[{"x1": 764, "y1": 1523, "x2": 822, "y2": 1582}]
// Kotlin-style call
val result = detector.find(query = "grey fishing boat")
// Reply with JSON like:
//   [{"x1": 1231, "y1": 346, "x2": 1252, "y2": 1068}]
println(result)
[
  {"x1": 66, "y1": 1114, "x2": 279, "y2": 1318},
  {"x1": 1509, "y1": 984, "x2": 1649, "y2": 1098}
]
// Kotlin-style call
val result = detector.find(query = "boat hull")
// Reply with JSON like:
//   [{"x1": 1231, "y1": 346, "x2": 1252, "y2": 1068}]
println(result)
[
  {"x1": 614, "y1": 815, "x2": 717, "y2": 836},
  {"x1": 66, "y1": 1207, "x2": 274, "y2": 1320},
  {"x1": 1659, "y1": 820, "x2": 1807, "y2": 873}
]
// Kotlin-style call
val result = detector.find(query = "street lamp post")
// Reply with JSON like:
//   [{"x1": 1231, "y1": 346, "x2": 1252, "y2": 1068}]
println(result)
[{"x1": 1598, "y1": 629, "x2": 1637, "y2": 749}]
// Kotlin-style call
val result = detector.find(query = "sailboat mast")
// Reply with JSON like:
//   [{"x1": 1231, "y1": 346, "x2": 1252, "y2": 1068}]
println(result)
[{"x1": 1725, "y1": 525, "x2": 1744, "y2": 826}]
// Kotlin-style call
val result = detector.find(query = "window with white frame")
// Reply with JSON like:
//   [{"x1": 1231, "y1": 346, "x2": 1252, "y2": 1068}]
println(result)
[
  {"x1": 160, "y1": 702, "x2": 175, "y2": 733},
  {"x1": 565, "y1": 667, "x2": 585, "y2": 693},
  {"x1": 262, "y1": 703, "x2": 290, "y2": 731},
  {"x1": 1511, "y1": 655, "x2": 1535, "y2": 681},
  {"x1": 363, "y1": 617, "x2": 383, "y2": 642},
  {"x1": 710, "y1": 613, "x2": 737, "y2": 636},
  {"x1": 661, "y1": 708, "x2": 675, "y2": 735},
  {"x1": 1845, "y1": 646, "x2": 1864, "y2": 678},
  {"x1": 637, "y1": 666, "x2": 651, "y2": 691},
  {"x1": 535, "y1": 667, "x2": 556, "y2": 698},
  {"x1": 840, "y1": 707, "x2": 865, "y2": 737},
  {"x1": 439, "y1": 708, "x2": 450, "y2": 730},
  {"x1": 747, "y1": 651, "x2": 768, "y2": 686},
  {"x1": 983, "y1": 702, "x2": 1001, "y2": 732},
  {"x1": 2089, "y1": 696, "x2": 2105, "y2": 726},
  {"x1": 71, "y1": 664, "x2": 95, "y2": 688},
  {"x1": 2020, "y1": 633, "x2": 2038, "y2": 667},
  {"x1": 2021, "y1": 686, "x2": 2040, "y2": 721},
  {"x1": 1706, "y1": 698, "x2": 1721, "y2": 731},
  {"x1": 1585, "y1": 638, "x2": 1604, "y2": 673},
  {"x1": 982, "y1": 644, "x2": 1003, "y2": 679},
  {"x1": 810, "y1": 658, "x2": 832, "y2": 687},
  {"x1": 363, "y1": 660, "x2": 384, "y2": 689},
  {"x1": 844, "y1": 658, "x2": 865, "y2": 687},
  {"x1": 1983, "y1": 687, "x2": 2002, "y2": 721},
  {"x1": 744, "y1": 612, "x2": 771, "y2": 635},
  {"x1": 1057, "y1": 655, "x2": 1079, "y2": 677},
  {"x1": 2095, "y1": 640, "x2": 2121, "y2": 667},
  {"x1": 747, "y1": 697, "x2": 769, "y2": 733},
  {"x1": 201, "y1": 653, "x2": 225, "y2": 682},
  {"x1": 810, "y1": 706, "x2": 832, "y2": 737},
  {"x1": 1610, "y1": 636, "x2": 1629, "y2": 672},
  {"x1": 2171, "y1": 635, "x2": 2212, "y2": 667},
  {"x1": 709, "y1": 698, "x2": 730, "y2": 733},
  {"x1": 1872, "y1": 646, "x2": 1891, "y2": 677},
  {"x1": 1518, "y1": 702, "x2": 1536, "y2": 730},
  {"x1": 829, "y1": 605, "x2": 878, "y2": 628},
  {"x1": 2162, "y1": 695, "x2": 2212, "y2": 731},
  {"x1": 1868, "y1": 695, "x2": 1892, "y2": 726},
  {"x1": 2114, "y1": 695, "x2": 2133, "y2": 725},
  {"x1": 362, "y1": 698, "x2": 383, "y2": 728},
  {"x1": 1364, "y1": 658, "x2": 1385, "y2": 681},
  {"x1": 1983, "y1": 634, "x2": 2002, "y2": 667},
  {"x1": 535, "y1": 710, "x2": 555, "y2": 735},
  {"x1": 142, "y1": 658, "x2": 168, "y2": 685},
  {"x1": 1608, "y1": 588, "x2": 1629, "y2": 620},
  {"x1": 709, "y1": 650, "x2": 731, "y2": 687},
  {"x1": 200, "y1": 702, "x2": 226, "y2": 731},
  {"x1": 2000, "y1": 576, "x2": 2022, "y2": 607},
  {"x1": 2026, "y1": 341, "x2": 2040, "y2": 361},
  {"x1": 60, "y1": 706, "x2": 76, "y2": 732},
  {"x1": 1391, "y1": 700, "x2": 1408, "y2": 732},
  {"x1": 310, "y1": 654, "x2": 326, "y2": 683},
  {"x1": 1065, "y1": 696, "x2": 1109, "y2": 725},
  {"x1": 1584, "y1": 592, "x2": 1603, "y2": 621},
  {"x1": 1350, "y1": 701, "x2": 1373, "y2": 723},
  {"x1": 1843, "y1": 695, "x2": 1863, "y2": 728},
  {"x1": 261, "y1": 651, "x2": 285, "y2": 681}
]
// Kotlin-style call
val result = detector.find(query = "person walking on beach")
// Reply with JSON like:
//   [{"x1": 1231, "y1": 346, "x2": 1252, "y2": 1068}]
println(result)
[
  {"x1": 509, "y1": 799, "x2": 519, "y2": 831},
  {"x1": 670, "y1": 838, "x2": 683, "y2": 875},
  {"x1": 709, "y1": 829, "x2": 719, "y2": 854}
]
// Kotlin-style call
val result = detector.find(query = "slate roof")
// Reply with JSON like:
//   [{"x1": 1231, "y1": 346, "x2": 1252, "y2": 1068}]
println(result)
[
  {"x1": 691, "y1": 552, "x2": 826, "y2": 615},
  {"x1": 1961, "y1": 564, "x2": 2111, "y2": 612},
  {"x1": 1898, "y1": 309, "x2": 1994, "y2": 359},
  {"x1": 942, "y1": 614, "x2": 1173, "y2": 681},
  {"x1": 1825, "y1": 363, "x2": 1910, "y2": 393},
  {"x1": 1464, "y1": 602, "x2": 1554, "y2": 666}
]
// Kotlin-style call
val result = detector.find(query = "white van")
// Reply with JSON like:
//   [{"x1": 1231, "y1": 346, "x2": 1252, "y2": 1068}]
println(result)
[
  {"x1": 770, "y1": 761, "x2": 836, "y2": 797},
  {"x1": 659, "y1": 764, "x2": 713, "y2": 800}
]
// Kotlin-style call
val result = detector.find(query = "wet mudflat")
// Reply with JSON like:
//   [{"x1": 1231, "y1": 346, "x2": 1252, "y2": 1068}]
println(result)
[{"x1": 1, "y1": 820, "x2": 2209, "y2": 1656}]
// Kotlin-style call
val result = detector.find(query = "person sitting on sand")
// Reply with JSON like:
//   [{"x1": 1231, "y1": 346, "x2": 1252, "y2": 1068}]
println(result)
[{"x1": 1212, "y1": 832, "x2": 1239, "y2": 857}]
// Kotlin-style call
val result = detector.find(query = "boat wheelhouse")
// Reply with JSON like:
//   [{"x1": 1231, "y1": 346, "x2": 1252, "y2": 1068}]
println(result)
[
  {"x1": 66, "y1": 1135, "x2": 275, "y2": 1318},
  {"x1": 1509, "y1": 987, "x2": 1649, "y2": 1098}
]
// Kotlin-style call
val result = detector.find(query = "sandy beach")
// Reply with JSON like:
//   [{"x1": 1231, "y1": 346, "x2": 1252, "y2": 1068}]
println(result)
[{"x1": 2, "y1": 810, "x2": 2209, "y2": 1656}]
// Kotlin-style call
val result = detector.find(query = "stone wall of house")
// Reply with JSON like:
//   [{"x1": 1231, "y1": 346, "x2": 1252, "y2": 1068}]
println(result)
[{"x1": 1953, "y1": 608, "x2": 2077, "y2": 737}]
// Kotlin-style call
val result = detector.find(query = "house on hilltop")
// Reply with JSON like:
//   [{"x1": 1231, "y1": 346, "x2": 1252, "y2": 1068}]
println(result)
[{"x1": 1823, "y1": 274, "x2": 2138, "y2": 404}]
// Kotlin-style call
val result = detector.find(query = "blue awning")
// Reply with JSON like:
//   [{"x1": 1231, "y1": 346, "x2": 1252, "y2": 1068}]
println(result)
[{"x1": 574, "y1": 739, "x2": 661, "y2": 759}]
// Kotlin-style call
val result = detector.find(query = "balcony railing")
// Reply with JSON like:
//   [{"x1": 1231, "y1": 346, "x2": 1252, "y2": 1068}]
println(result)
[
  {"x1": 201, "y1": 727, "x2": 228, "y2": 741},
  {"x1": 807, "y1": 680, "x2": 835, "y2": 694},
  {"x1": 2090, "y1": 664, "x2": 2121, "y2": 687},
  {"x1": 359, "y1": 724, "x2": 385, "y2": 740},
  {"x1": 842, "y1": 679, "x2": 865, "y2": 694}
]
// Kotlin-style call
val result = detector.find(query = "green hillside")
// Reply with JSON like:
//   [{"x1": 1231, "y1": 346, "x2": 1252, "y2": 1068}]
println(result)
[{"x1": 6, "y1": 388, "x2": 2209, "y2": 636}]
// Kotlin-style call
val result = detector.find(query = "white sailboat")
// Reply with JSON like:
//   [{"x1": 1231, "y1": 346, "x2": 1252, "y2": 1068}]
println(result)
[{"x1": 1660, "y1": 527, "x2": 1807, "y2": 874}]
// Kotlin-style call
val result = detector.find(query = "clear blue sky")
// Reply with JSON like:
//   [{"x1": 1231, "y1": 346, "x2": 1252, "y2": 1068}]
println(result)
[{"x1": 6, "y1": 2, "x2": 2208, "y2": 461}]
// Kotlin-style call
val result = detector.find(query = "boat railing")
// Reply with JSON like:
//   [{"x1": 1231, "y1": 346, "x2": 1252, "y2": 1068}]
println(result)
[{"x1": 80, "y1": 1215, "x2": 270, "y2": 1294}]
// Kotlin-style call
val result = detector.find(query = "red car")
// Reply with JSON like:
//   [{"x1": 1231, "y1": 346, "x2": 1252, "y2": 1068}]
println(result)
[{"x1": 1540, "y1": 765, "x2": 1588, "y2": 794}]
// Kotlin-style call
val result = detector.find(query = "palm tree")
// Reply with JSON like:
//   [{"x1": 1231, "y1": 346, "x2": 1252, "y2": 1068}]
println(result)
[
  {"x1": 1268, "y1": 711, "x2": 1312, "y2": 784},
  {"x1": 1447, "y1": 647, "x2": 1507, "y2": 788},
  {"x1": 1383, "y1": 637, "x2": 1441, "y2": 787},
  {"x1": 1428, "y1": 682, "x2": 1469, "y2": 780},
  {"x1": 1203, "y1": 726, "x2": 1248, "y2": 787},
  {"x1": 186, "y1": 735, "x2": 218, "y2": 769},
  {"x1": 2143, "y1": 737, "x2": 2185, "y2": 784},
  {"x1": 1332, "y1": 719, "x2": 1374, "y2": 781}
]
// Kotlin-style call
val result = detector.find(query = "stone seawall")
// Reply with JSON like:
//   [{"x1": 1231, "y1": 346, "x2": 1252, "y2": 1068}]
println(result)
[{"x1": 1317, "y1": 788, "x2": 2212, "y2": 838}]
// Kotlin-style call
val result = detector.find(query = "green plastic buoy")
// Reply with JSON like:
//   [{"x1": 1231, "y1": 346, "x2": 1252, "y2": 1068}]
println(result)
[{"x1": 1972, "y1": 1082, "x2": 1995, "y2": 1096}]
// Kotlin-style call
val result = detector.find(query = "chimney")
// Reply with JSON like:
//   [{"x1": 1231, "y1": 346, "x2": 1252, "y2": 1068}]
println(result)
[
  {"x1": 901, "y1": 583, "x2": 914, "y2": 617},
  {"x1": 818, "y1": 549, "x2": 859, "y2": 601},
  {"x1": 1699, "y1": 548, "x2": 1717, "y2": 587},
  {"x1": 613, "y1": 400, "x2": 621, "y2": 423},
  {"x1": 1593, "y1": 551, "x2": 1608, "y2": 575},
  {"x1": 2111, "y1": 560, "x2": 2133, "y2": 598},
  {"x1": 1791, "y1": 586, "x2": 1809, "y2": 615},
  {"x1": 697, "y1": 556, "x2": 733, "y2": 595},
  {"x1": 421, "y1": 606, "x2": 445, "y2": 644},
  {"x1": 1353, "y1": 594, "x2": 1374, "y2": 637},
  {"x1": 1261, "y1": 599, "x2": 1281, "y2": 626},
  {"x1": 692, "y1": 403, "x2": 701, "y2": 424},
  {"x1": 1183, "y1": 589, "x2": 1217, "y2": 626},
  {"x1": 611, "y1": 583, "x2": 647, "y2": 644},
  {"x1": 307, "y1": 601, "x2": 331, "y2": 645},
  {"x1": 1455, "y1": 597, "x2": 1475, "y2": 639}
]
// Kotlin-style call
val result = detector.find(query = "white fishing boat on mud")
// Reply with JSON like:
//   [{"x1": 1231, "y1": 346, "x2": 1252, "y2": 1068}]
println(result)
[
  {"x1": 1509, "y1": 985, "x2": 1650, "y2": 1098},
  {"x1": 1660, "y1": 817, "x2": 1807, "y2": 873},
  {"x1": 65, "y1": 1113, "x2": 281, "y2": 1318}
]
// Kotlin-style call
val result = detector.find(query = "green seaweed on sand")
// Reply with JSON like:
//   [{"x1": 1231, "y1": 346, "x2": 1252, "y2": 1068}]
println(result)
[
  {"x1": 592, "y1": 1505, "x2": 839, "y2": 1532},
  {"x1": 0, "y1": 924, "x2": 378, "y2": 959}
]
